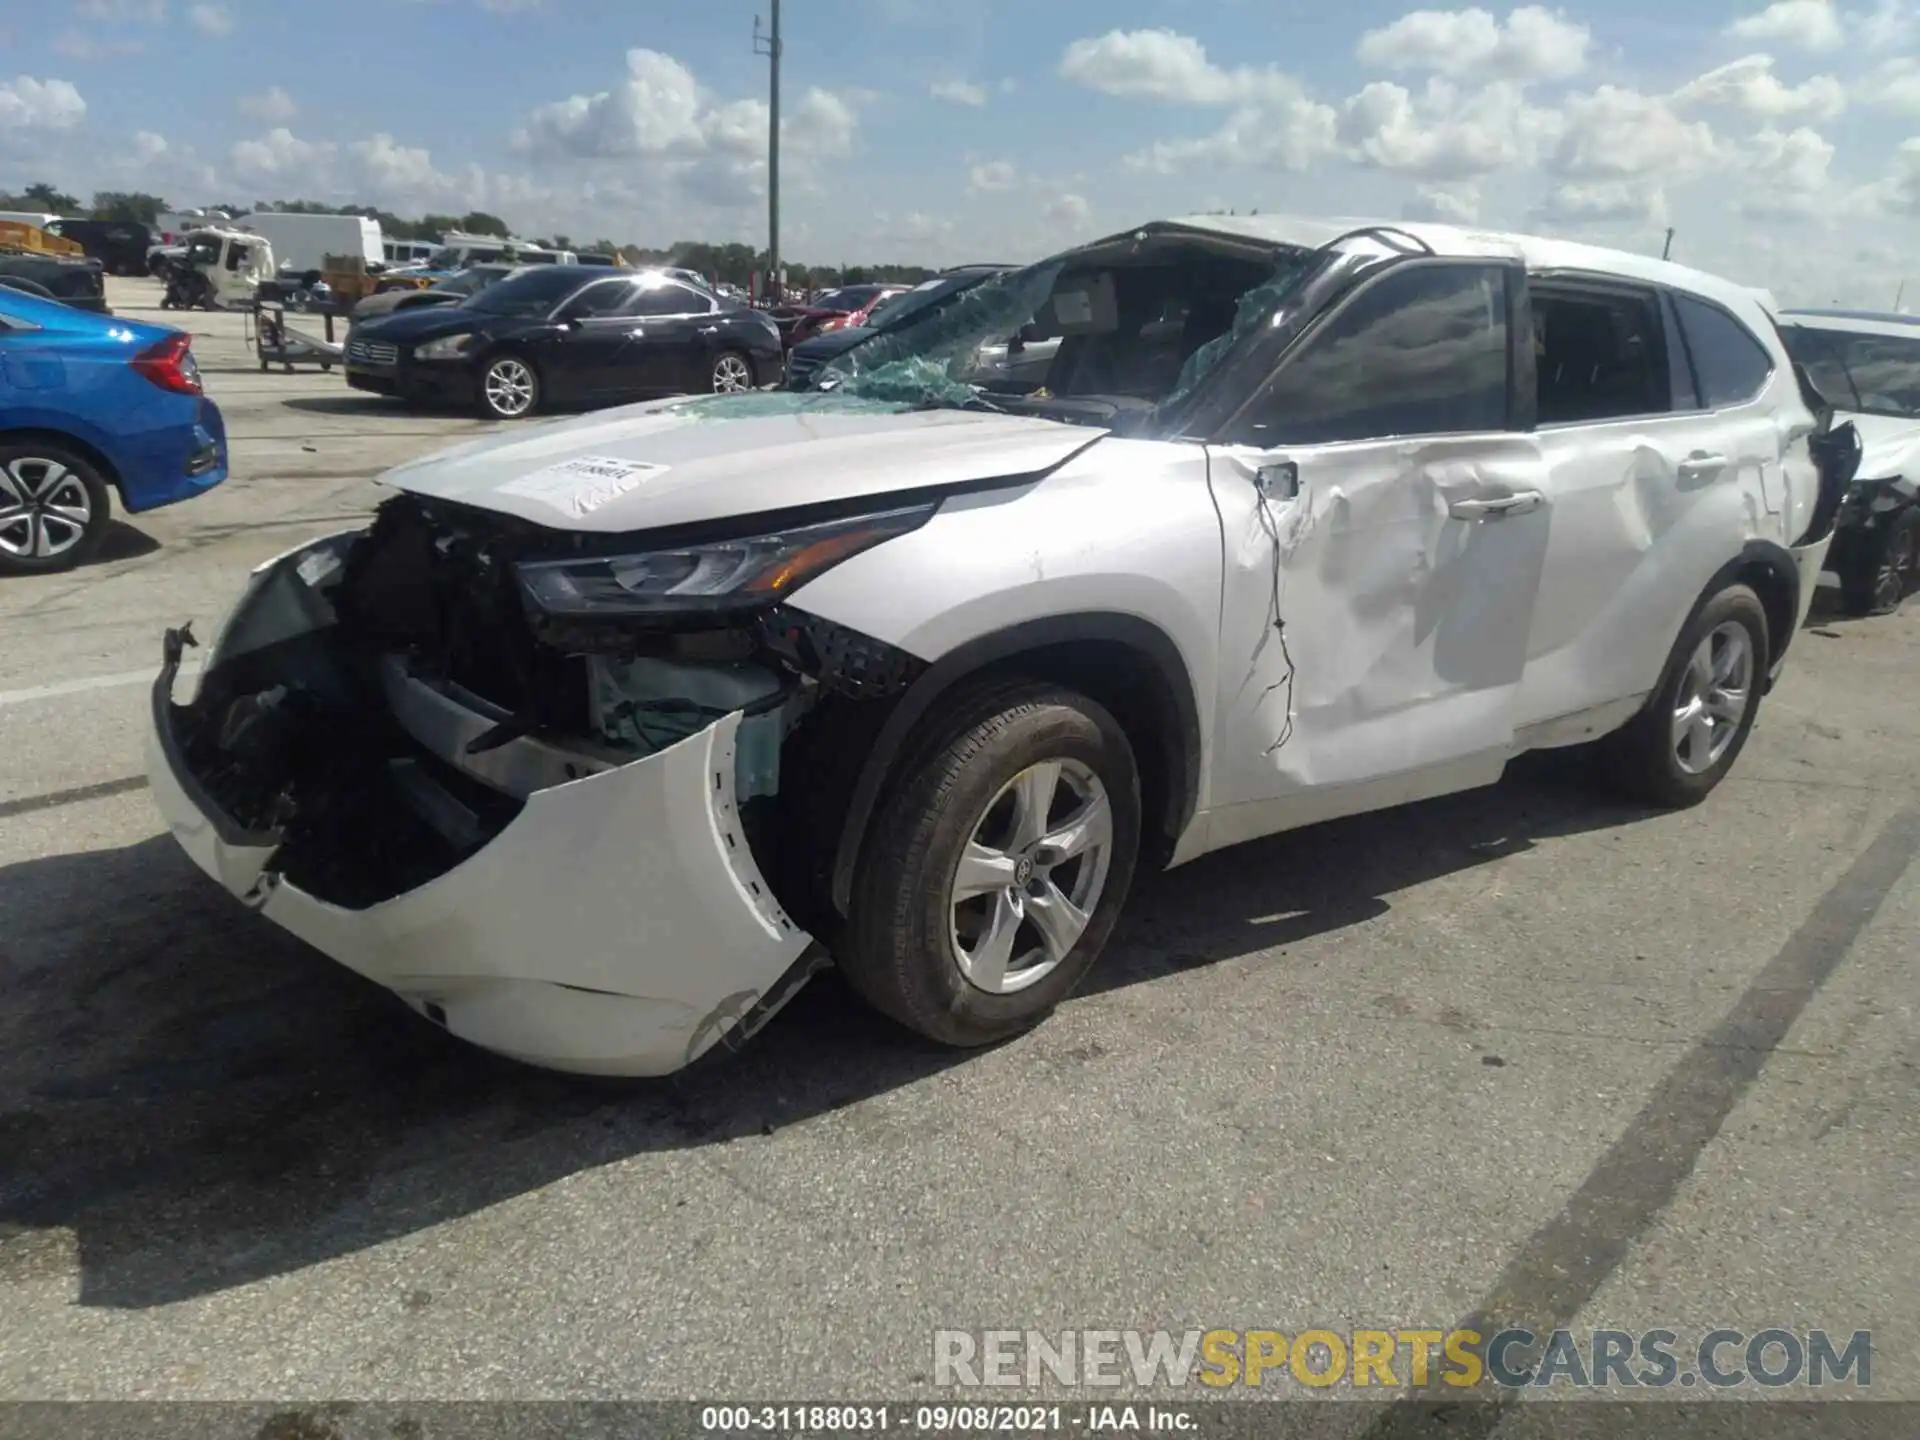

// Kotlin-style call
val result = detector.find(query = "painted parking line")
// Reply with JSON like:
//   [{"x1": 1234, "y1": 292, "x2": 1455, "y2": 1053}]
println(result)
[{"x1": 0, "y1": 663, "x2": 200, "y2": 710}]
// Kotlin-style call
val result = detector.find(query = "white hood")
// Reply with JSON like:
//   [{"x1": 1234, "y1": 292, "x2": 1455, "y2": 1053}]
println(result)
[
  {"x1": 377, "y1": 397, "x2": 1109, "y2": 532},
  {"x1": 1839, "y1": 411, "x2": 1920, "y2": 495}
]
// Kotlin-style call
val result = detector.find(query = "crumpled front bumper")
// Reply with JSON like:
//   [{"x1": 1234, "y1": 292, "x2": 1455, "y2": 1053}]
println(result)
[{"x1": 144, "y1": 542, "x2": 820, "y2": 1078}]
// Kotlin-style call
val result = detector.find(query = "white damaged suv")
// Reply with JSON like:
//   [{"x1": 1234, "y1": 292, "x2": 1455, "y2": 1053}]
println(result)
[{"x1": 147, "y1": 216, "x2": 1858, "y2": 1076}]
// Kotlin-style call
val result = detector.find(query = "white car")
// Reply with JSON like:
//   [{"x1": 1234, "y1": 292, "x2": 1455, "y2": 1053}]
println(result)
[
  {"x1": 1775, "y1": 308, "x2": 1920, "y2": 614},
  {"x1": 146, "y1": 214, "x2": 1857, "y2": 1077}
]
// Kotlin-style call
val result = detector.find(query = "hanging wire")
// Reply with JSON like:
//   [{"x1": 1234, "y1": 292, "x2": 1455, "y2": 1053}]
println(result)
[{"x1": 1252, "y1": 482, "x2": 1297, "y2": 754}]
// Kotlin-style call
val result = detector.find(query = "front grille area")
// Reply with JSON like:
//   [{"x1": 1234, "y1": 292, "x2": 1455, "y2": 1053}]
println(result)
[
  {"x1": 347, "y1": 338, "x2": 398, "y2": 367},
  {"x1": 784, "y1": 352, "x2": 822, "y2": 386}
]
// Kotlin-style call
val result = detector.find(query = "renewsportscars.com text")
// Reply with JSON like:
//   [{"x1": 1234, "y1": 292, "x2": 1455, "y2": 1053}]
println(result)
[{"x1": 933, "y1": 1328, "x2": 1872, "y2": 1390}]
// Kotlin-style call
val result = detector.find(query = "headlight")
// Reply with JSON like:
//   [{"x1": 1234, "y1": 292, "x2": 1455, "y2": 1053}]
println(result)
[
  {"x1": 414, "y1": 333, "x2": 473, "y2": 360},
  {"x1": 515, "y1": 502, "x2": 937, "y2": 622}
]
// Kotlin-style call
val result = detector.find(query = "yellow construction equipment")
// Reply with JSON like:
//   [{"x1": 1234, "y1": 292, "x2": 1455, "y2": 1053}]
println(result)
[{"x1": 0, "y1": 221, "x2": 85, "y2": 257}]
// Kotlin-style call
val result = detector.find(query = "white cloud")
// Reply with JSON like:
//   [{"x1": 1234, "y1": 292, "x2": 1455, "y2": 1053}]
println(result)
[
  {"x1": 1058, "y1": 28, "x2": 1298, "y2": 106},
  {"x1": 930, "y1": 79, "x2": 988, "y2": 106},
  {"x1": 1858, "y1": 57, "x2": 1920, "y2": 115},
  {"x1": 239, "y1": 86, "x2": 298, "y2": 122},
  {"x1": 1533, "y1": 180, "x2": 1669, "y2": 225},
  {"x1": 1339, "y1": 78, "x2": 1554, "y2": 180},
  {"x1": 188, "y1": 3, "x2": 233, "y2": 36},
  {"x1": 1550, "y1": 85, "x2": 1717, "y2": 180},
  {"x1": 1670, "y1": 55, "x2": 1844, "y2": 122},
  {"x1": 0, "y1": 77, "x2": 88, "y2": 131},
  {"x1": 1356, "y1": 6, "x2": 1589, "y2": 83},
  {"x1": 1123, "y1": 98, "x2": 1338, "y2": 174},
  {"x1": 134, "y1": 130, "x2": 169, "y2": 158},
  {"x1": 786, "y1": 88, "x2": 858, "y2": 156},
  {"x1": 229, "y1": 126, "x2": 331, "y2": 180},
  {"x1": 967, "y1": 159, "x2": 1017, "y2": 192},
  {"x1": 517, "y1": 50, "x2": 708, "y2": 157},
  {"x1": 1044, "y1": 193, "x2": 1091, "y2": 227},
  {"x1": 515, "y1": 49, "x2": 858, "y2": 169},
  {"x1": 1723, "y1": 0, "x2": 1843, "y2": 51},
  {"x1": 1402, "y1": 183, "x2": 1481, "y2": 222},
  {"x1": 1735, "y1": 125, "x2": 1835, "y2": 217}
]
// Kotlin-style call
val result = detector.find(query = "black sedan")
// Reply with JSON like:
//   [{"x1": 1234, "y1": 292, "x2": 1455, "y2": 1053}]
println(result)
[{"x1": 343, "y1": 267, "x2": 784, "y2": 419}]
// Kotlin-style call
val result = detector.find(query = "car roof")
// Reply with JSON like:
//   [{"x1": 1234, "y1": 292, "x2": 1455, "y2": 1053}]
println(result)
[
  {"x1": 1777, "y1": 308, "x2": 1920, "y2": 339},
  {"x1": 1147, "y1": 212, "x2": 1774, "y2": 325}
]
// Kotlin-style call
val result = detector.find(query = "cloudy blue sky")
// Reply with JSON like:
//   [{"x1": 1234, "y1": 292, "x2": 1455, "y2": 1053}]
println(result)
[{"x1": 5, "y1": 0, "x2": 1920, "y2": 303}]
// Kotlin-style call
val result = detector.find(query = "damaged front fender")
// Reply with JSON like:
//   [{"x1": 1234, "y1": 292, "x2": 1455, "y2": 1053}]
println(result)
[{"x1": 146, "y1": 527, "x2": 825, "y2": 1077}]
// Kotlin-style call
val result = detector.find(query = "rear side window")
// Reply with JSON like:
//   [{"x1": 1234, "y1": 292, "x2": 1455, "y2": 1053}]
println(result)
[
  {"x1": 1228, "y1": 263, "x2": 1510, "y2": 446},
  {"x1": 1532, "y1": 286, "x2": 1669, "y2": 424},
  {"x1": 1673, "y1": 295, "x2": 1773, "y2": 408}
]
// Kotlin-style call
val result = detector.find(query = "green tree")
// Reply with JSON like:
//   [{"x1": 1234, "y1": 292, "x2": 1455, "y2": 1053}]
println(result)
[
  {"x1": 22, "y1": 182, "x2": 81, "y2": 213},
  {"x1": 90, "y1": 191, "x2": 169, "y2": 225},
  {"x1": 458, "y1": 211, "x2": 508, "y2": 237}
]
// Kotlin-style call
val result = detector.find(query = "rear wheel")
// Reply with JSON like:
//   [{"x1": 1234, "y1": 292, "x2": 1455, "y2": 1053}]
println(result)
[
  {"x1": 1596, "y1": 584, "x2": 1767, "y2": 808},
  {"x1": 0, "y1": 442, "x2": 112, "y2": 577},
  {"x1": 477, "y1": 353, "x2": 540, "y2": 419},
  {"x1": 710, "y1": 349, "x2": 754, "y2": 394},
  {"x1": 1838, "y1": 508, "x2": 1920, "y2": 616},
  {"x1": 839, "y1": 681, "x2": 1141, "y2": 1048}
]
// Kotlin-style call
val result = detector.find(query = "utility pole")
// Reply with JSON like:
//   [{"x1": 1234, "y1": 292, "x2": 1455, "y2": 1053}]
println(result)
[
  {"x1": 753, "y1": 1, "x2": 782, "y2": 302},
  {"x1": 1661, "y1": 227, "x2": 1675, "y2": 260}
]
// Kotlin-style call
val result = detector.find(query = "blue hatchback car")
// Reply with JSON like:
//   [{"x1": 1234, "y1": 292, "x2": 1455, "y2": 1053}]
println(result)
[{"x1": 0, "y1": 287, "x2": 228, "y2": 575}]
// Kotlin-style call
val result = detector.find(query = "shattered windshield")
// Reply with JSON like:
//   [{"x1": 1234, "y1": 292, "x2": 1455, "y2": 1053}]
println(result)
[{"x1": 808, "y1": 240, "x2": 1321, "y2": 427}]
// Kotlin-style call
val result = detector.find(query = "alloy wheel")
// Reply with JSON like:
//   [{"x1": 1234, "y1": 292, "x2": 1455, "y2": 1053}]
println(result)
[
  {"x1": 484, "y1": 358, "x2": 535, "y2": 417},
  {"x1": 712, "y1": 353, "x2": 752, "y2": 393},
  {"x1": 1671, "y1": 620, "x2": 1753, "y2": 776},
  {"x1": 0, "y1": 456, "x2": 94, "y2": 562},
  {"x1": 946, "y1": 758, "x2": 1115, "y2": 994}
]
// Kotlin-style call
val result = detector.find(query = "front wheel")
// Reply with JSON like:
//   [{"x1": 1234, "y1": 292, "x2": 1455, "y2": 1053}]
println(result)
[
  {"x1": 0, "y1": 442, "x2": 113, "y2": 577},
  {"x1": 839, "y1": 681, "x2": 1142, "y2": 1048},
  {"x1": 477, "y1": 353, "x2": 540, "y2": 419},
  {"x1": 1597, "y1": 583, "x2": 1768, "y2": 808},
  {"x1": 710, "y1": 349, "x2": 754, "y2": 394},
  {"x1": 1838, "y1": 508, "x2": 1920, "y2": 617}
]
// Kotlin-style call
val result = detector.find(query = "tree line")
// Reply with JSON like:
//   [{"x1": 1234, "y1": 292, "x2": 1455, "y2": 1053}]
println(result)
[{"x1": 0, "y1": 182, "x2": 939, "y2": 290}]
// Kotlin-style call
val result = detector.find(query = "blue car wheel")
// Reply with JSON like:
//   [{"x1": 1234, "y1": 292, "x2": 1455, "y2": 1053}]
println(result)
[{"x1": 0, "y1": 440, "x2": 112, "y2": 576}]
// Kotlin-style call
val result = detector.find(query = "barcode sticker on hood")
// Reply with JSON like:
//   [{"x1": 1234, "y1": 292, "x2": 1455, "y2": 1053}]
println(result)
[{"x1": 497, "y1": 455, "x2": 669, "y2": 516}]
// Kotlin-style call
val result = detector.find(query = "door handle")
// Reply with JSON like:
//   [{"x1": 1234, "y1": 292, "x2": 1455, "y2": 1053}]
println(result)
[
  {"x1": 1679, "y1": 452, "x2": 1728, "y2": 478},
  {"x1": 1448, "y1": 490, "x2": 1544, "y2": 520}
]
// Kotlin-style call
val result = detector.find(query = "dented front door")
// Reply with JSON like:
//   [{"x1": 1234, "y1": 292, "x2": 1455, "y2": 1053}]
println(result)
[{"x1": 1201, "y1": 432, "x2": 1554, "y2": 836}]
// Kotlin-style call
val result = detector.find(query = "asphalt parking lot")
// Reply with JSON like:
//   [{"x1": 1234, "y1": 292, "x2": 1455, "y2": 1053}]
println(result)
[{"x1": 1, "y1": 276, "x2": 1917, "y2": 1409}]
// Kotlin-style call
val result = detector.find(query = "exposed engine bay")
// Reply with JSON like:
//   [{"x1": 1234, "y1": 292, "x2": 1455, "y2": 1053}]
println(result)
[{"x1": 164, "y1": 493, "x2": 927, "y2": 916}]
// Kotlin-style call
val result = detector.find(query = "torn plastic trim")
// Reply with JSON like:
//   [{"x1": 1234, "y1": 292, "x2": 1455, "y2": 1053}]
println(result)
[{"x1": 153, "y1": 624, "x2": 284, "y2": 852}]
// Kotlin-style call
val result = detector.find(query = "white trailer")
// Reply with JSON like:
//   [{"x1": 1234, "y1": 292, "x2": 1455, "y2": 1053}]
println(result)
[{"x1": 234, "y1": 212, "x2": 383, "y2": 276}]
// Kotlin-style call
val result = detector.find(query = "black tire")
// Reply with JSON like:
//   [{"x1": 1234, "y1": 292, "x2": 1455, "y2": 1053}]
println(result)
[
  {"x1": 710, "y1": 348, "x2": 755, "y2": 394},
  {"x1": 0, "y1": 277, "x2": 55, "y2": 299},
  {"x1": 1596, "y1": 584, "x2": 1769, "y2": 808},
  {"x1": 839, "y1": 680, "x2": 1142, "y2": 1048},
  {"x1": 0, "y1": 440, "x2": 113, "y2": 577},
  {"x1": 475, "y1": 351, "x2": 541, "y2": 420},
  {"x1": 1838, "y1": 508, "x2": 1920, "y2": 617}
]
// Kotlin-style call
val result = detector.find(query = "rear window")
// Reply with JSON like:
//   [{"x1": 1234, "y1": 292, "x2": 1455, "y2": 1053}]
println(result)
[{"x1": 1673, "y1": 295, "x2": 1773, "y2": 409}]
